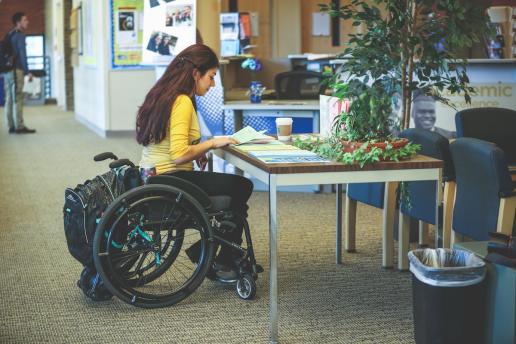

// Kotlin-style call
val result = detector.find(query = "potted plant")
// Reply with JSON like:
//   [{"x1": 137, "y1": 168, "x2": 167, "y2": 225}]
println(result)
[{"x1": 296, "y1": 0, "x2": 490, "y2": 167}]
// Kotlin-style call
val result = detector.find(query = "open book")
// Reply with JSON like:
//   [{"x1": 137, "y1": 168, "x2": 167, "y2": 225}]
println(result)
[{"x1": 232, "y1": 126, "x2": 275, "y2": 145}]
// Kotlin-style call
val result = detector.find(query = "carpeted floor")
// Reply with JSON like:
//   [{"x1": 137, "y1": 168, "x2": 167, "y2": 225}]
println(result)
[{"x1": 0, "y1": 105, "x2": 415, "y2": 343}]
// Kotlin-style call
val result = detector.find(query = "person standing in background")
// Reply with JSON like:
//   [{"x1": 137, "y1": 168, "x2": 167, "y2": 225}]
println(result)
[{"x1": 3, "y1": 12, "x2": 36, "y2": 134}]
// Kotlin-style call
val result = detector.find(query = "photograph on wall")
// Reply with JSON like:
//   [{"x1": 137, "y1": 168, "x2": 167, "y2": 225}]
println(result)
[
  {"x1": 149, "y1": 0, "x2": 160, "y2": 8},
  {"x1": 484, "y1": 23, "x2": 505, "y2": 59},
  {"x1": 141, "y1": 0, "x2": 196, "y2": 65},
  {"x1": 146, "y1": 31, "x2": 177, "y2": 55},
  {"x1": 118, "y1": 11, "x2": 135, "y2": 31},
  {"x1": 165, "y1": 5, "x2": 193, "y2": 27}
]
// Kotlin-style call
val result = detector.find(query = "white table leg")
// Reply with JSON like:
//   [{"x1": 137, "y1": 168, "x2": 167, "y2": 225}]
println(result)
[
  {"x1": 344, "y1": 191, "x2": 357, "y2": 253},
  {"x1": 336, "y1": 184, "x2": 343, "y2": 264},
  {"x1": 269, "y1": 174, "x2": 279, "y2": 344},
  {"x1": 398, "y1": 210, "x2": 410, "y2": 270},
  {"x1": 382, "y1": 182, "x2": 397, "y2": 268}
]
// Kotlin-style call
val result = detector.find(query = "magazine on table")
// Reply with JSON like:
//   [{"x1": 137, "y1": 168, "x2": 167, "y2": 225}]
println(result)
[
  {"x1": 248, "y1": 149, "x2": 331, "y2": 164},
  {"x1": 231, "y1": 126, "x2": 275, "y2": 145}
]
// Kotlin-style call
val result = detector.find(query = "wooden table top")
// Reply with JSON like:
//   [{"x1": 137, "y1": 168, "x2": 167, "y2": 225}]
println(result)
[{"x1": 221, "y1": 145, "x2": 444, "y2": 174}]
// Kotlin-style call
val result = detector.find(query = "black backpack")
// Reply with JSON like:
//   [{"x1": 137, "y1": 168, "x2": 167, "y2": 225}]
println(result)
[
  {"x1": 0, "y1": 30, "x2": 15, "y2": 73},
  {"x1": 63, "y1": 166, "x2": 140, "y2": 267}
]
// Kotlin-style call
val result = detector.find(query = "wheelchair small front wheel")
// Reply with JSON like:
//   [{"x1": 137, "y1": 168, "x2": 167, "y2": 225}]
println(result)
[{"x1": 236, "y1": 273, "x2": 256, "y2": 300}]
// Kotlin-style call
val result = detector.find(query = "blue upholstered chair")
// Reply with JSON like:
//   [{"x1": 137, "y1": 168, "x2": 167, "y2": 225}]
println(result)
[
  {"x1": 450, "y1": 138, "x2": 516, "y2": 243},
  {"x1": 345, "y1": 182, "x2": 398, "y2": 268},
  {"x1": 397, "y1": 129, "x2": 456, "y2": 270},
  {"x1": 455, "y1": 107, "x2": 516, "y2": 164}
]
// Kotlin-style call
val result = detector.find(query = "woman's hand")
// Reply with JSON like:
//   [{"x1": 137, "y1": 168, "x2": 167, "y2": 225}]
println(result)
[
  {"x1": 173, "y1": 137, "x2": 237, "y2": 166},
  {"x1": 211, "y1": 136, "x2": 238, "y2": 148}
]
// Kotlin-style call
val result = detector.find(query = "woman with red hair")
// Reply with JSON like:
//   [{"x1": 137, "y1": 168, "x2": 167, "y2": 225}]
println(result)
[{"x1": 136, "y1": 44, "x2": 254, "y2": 279}]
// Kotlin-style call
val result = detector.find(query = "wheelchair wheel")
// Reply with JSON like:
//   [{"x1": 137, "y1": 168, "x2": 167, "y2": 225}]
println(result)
[
  {"x1": 236, "y1": 273, "x2": 256, "y2": 300},
  {"x1": 93, "y1": 184, "x2": 216, "y2": 308}
]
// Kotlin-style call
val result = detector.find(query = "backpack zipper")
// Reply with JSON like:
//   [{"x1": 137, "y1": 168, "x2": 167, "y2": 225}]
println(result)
[
  {"x1": 98, "y1": 174, "x2": 116, "y2": 202},
  {"x1": 65, "y1": 188, "x2": 89, "y2": 243}
]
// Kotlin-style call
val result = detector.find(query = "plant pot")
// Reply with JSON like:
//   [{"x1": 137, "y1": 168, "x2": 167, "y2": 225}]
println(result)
[{"x1": 341, "y1": 138, "x2": 409, "y2": 156}]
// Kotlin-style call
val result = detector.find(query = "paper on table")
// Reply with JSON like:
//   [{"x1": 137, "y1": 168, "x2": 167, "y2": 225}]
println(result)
[
  {"x1": 249, "y1": 149, "x2": 331, "y2": 164},
  {"x1": 232, "y1": 126, "x2": 275, "y2": 145},
  {"x1": 250, "y1": 150, "x2": 320, "y2": 157},
  {"x1": 236, "y1": 142, "x2": 301, "y2": 152}
]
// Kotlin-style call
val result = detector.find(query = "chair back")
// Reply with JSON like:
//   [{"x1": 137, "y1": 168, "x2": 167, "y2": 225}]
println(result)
[
  {"x1": 399, "y1": 129, "x2": 454, "y2": 224},
  {"x1": 347, "y1": 182, "x2": 385, "y2": 209},
  {"x1": 450, "y1": 138, "x2": 514, "y2": 240},
  {"x1": 274, "y1": 71, "x2": 324, "y2": 99},
  {"x1": 455, "y1": 107, "x2": 516, "y2": 164}
]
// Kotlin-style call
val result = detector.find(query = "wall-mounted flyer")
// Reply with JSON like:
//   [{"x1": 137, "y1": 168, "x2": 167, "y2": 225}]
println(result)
[
  {"x1": 141, "y1": 0, "x2": 196, "y2": 65},
  {"x1": 111, "y1": 0, "x2": 144, "y2": 68}
]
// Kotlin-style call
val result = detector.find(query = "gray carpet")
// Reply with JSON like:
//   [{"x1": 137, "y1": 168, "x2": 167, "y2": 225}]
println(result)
[{"x1": 0, "y1": 105, "x2": 415, "y2": 343}]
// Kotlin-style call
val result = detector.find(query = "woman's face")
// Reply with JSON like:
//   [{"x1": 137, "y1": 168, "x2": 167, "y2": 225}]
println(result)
[{"x1": 194, "y1": 67, "x2": 217, "y2": 96}]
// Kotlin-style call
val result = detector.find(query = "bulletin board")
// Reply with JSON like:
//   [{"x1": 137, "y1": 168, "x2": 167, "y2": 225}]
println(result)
[
  {"x1": 110, "y1": 0, "x2": 145, "y2": 69},
  {"x1": 141, "y1": 0, "x2": 196, "y2": 66}
]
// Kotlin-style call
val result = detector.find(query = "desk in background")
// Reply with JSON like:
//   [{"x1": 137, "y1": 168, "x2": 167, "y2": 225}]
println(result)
[
  {"x1": 222, "y1": 99, "x2": 320, "y2": 134},
  {"x1": 213, "y1": 145, "x2": 443, "y2": 344}
]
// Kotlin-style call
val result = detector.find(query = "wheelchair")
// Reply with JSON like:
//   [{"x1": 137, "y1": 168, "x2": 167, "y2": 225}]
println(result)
[{"x1": 91, "y1": 152, "x2": 262, "y2": 308}]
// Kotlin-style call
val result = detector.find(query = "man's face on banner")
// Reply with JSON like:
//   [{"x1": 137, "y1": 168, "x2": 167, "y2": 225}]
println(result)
[{"x1": 412, "y1": 98, "x2": 436, "y2": 130}]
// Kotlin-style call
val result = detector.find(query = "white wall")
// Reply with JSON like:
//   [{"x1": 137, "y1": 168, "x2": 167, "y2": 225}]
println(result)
[
  {"x1": 70, "y1": 0, "x2": 154, "y2": 135},
  {"x1": 271, "y1": 0, "x2": 301, "y2": 58},
  {"x1": 51, "y1": 0, "x2": 66, "y2": 107},
  {"x1": 108, "y1": 69, "x2": 155, "y2": 131},
  {"x1": 72, "y1": 0, "x2": 108, "y2": 132}
]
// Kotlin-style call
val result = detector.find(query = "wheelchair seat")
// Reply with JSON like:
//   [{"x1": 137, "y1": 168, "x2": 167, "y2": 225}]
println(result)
[{"x1": 147, "y1": 175, "x2": 232, "y2": 212}]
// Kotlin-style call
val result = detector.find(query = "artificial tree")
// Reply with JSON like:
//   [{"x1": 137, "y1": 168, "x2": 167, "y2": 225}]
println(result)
[
  {"x1": 297, "y1": 0, "x2": 491, "y2": 166},
  {"x1": 322, "y1": 0, "x2": 490, "y2": 131}
]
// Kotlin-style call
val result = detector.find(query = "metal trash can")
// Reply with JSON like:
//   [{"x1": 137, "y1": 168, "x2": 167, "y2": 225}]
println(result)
[{"x1": 408, "y1": 248, "x2": 486, "y2": 344}]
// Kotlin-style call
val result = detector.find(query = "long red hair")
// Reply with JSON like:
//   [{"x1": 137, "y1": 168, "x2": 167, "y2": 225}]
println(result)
[{"x1": 136, "y1": 44, "x2": 219, "y2": 146}]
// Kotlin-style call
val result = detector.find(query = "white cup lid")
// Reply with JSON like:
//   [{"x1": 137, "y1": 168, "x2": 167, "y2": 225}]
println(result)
[{"x1": 275, "y1": 117, "x2": 293, "y2": 125}]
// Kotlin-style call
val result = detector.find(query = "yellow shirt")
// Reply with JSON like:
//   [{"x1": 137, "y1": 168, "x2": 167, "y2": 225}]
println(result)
[{"x1": 140, "y1": 95, "x2": 201, "y2": 174}]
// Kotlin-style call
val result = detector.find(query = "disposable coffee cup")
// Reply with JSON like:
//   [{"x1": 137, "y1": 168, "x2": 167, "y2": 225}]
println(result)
[{"x1": 275, "y1": 117, "x2": 293, "y2": 142}]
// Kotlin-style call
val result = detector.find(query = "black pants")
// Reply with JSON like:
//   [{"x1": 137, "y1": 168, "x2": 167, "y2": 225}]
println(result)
[{"x1": 169, "y1": 171, "x2": 253, "y2": 266}]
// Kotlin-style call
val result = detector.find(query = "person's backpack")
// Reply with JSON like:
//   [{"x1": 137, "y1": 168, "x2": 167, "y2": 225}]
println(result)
[
  {"x1": 63, "y1": 166, "x2": 140, "y2": 267},
  {"x1": 0, "y1": 30, "x2": 15, "y2": 73}
]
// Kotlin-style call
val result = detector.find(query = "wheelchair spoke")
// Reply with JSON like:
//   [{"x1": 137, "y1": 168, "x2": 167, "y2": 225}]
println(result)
[
  {"x1": 95, "y1": 187, "x2": 215, "y2": 307},
  {"x1": 110, "y1": 247, "x2": 153, "y2": 265}
]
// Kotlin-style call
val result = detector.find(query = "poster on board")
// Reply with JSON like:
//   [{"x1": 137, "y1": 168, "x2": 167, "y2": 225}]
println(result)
[
  {"x1": 141, "y1": 0, "x2": 196, "y2": 65},
  {"x1": 111, "y1": 0, "x2": 144, "y2": 68}
]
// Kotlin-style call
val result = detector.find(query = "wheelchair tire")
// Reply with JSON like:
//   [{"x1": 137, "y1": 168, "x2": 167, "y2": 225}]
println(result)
[{"x1": 93, "y1": 184, "x2": 216, "y2": 308}]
